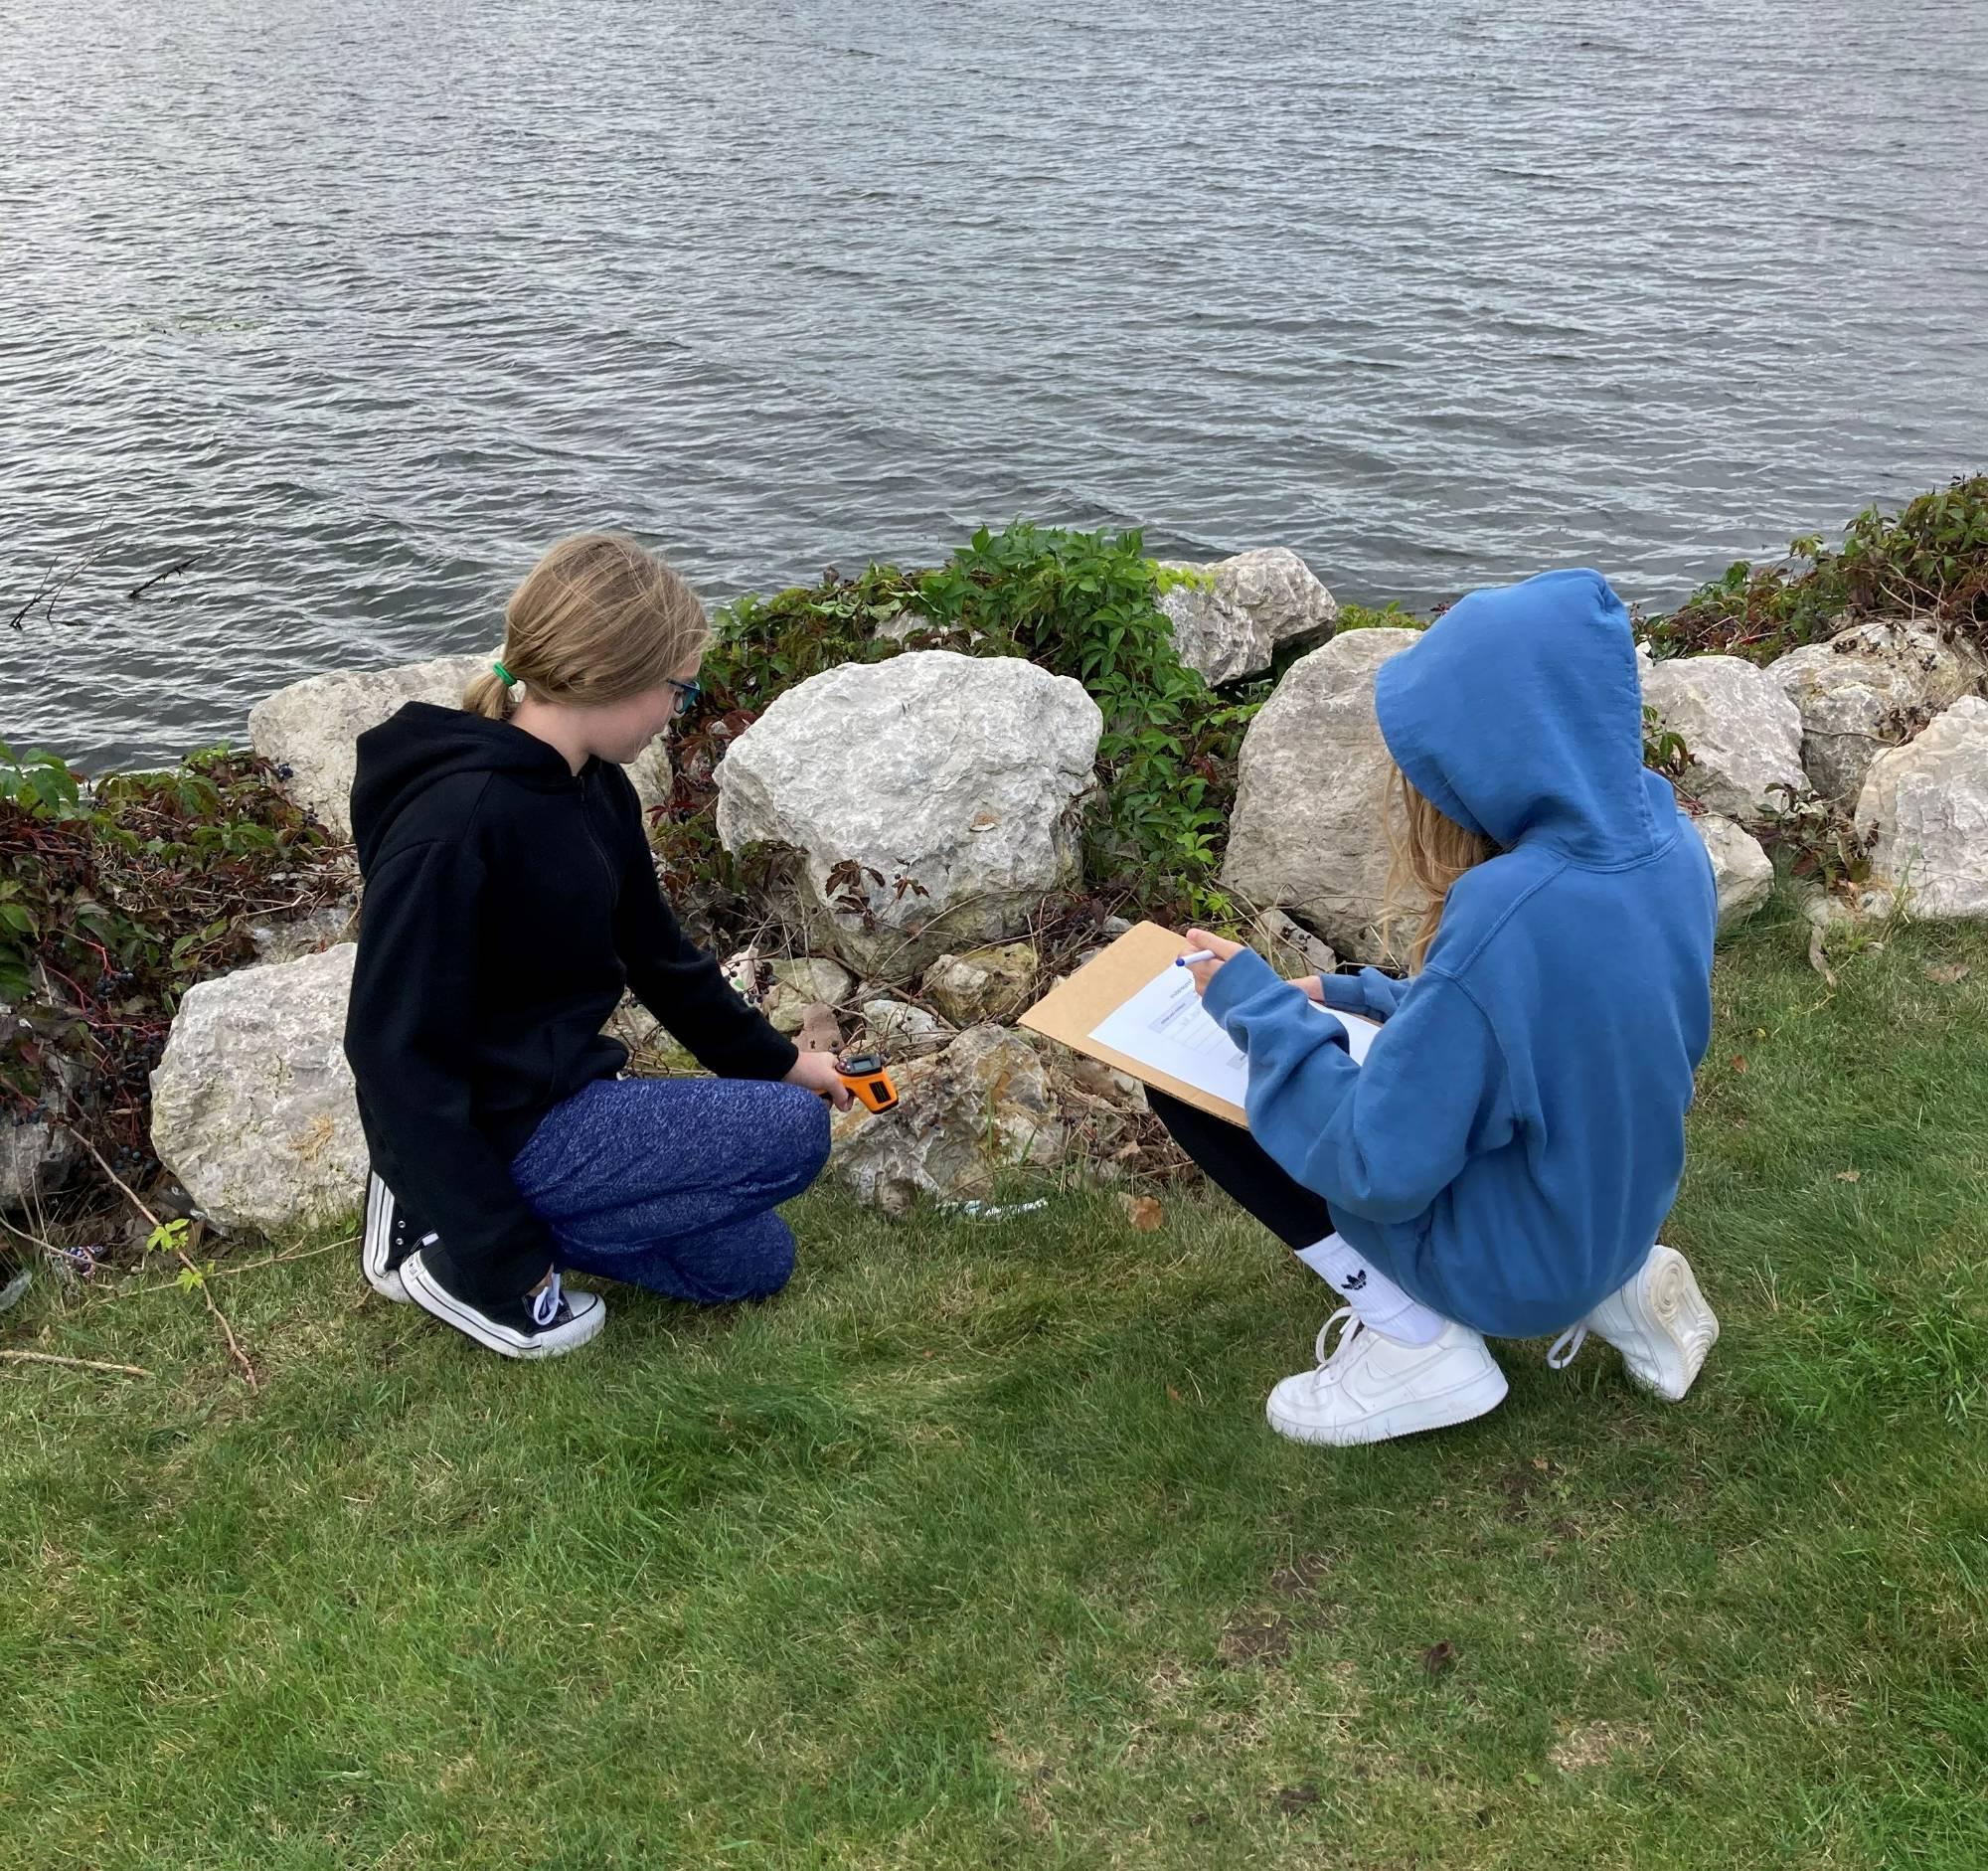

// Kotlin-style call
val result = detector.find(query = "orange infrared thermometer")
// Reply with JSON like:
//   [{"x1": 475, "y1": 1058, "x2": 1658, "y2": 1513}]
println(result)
[{"x1": 835, "y1": 1051, "x2": 900, "y2": 1113}]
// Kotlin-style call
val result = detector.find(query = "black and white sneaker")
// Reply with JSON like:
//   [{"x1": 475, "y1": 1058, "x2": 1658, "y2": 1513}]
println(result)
[
  {"x1": 400, "y1": 1248, "x2": 606, "y2": 1360},
  {"x1": 362, "y1": 1170, "x2": 433, "y2": 1303}
]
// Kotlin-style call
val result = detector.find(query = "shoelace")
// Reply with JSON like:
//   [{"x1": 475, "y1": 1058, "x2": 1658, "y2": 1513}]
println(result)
[
  {"x1": 1309, "y1": 1306, "x2": 1369, "y2": 1383},
  {"x1": 1546, "y1": 1321, "x2": 1587, "y2": 1370},
  {"x1": 530, "y1": 1272, "x2": 565, "y2": 1329}
]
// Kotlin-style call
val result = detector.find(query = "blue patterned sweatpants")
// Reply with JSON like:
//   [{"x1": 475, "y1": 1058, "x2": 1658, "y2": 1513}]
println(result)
[{"x1": 507, "y1": 1076, "x2": 832, "y2": 1304}]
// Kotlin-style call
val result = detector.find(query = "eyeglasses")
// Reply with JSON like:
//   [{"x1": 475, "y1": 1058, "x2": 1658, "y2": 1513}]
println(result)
[{"x1": 665, "y1": 676, "x2": 703, "y2": 716}]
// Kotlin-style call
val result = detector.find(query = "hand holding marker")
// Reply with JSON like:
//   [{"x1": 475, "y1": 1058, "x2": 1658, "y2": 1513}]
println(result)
[
  {"x1": 1176, "y1": 930, "x2": 1325, "y2": 1004},
  {"x1": 1177, "y1": 929, "x2": 1245, "y2": 996}
]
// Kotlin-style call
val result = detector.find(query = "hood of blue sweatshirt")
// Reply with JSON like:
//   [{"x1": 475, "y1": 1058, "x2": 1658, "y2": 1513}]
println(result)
[
  {"x1": 1203, "y1": 570, "x2": 1719, "y2": 1337},
  {"x1": 1374, "y1": 567, "x2": 1659, "y2": 865}
]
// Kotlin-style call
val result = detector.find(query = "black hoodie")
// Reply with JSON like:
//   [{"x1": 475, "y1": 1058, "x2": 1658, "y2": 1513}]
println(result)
[{"x1": 343, "y1": 703, "x2": 798, "y2": 1302}]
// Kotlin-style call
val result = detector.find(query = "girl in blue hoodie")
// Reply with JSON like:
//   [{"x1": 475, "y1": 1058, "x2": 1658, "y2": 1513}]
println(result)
[{"x1": 1165, "y1": 569, "x2": 1722, "y2": 1446}]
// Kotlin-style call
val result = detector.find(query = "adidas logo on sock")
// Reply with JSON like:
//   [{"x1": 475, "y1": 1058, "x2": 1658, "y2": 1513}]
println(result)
[{"x1": 1343, "y1": 1270, "x2": 1368, "y2": 1290}]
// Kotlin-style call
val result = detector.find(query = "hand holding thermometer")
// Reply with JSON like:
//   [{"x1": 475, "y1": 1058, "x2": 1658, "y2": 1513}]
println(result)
[{"x1": 834, "y1": 1051, "x2": 901, "y2": 1113}]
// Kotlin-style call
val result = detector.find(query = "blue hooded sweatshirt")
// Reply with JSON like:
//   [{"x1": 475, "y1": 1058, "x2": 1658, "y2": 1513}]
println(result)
[{"x1": 1202, "y1": 569, "x2": 1718, "y2": 1338}]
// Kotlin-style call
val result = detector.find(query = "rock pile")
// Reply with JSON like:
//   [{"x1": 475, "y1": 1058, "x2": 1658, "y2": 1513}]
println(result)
[{"x1": 122, "y1": 573, "x2": 1988, "y2": 1237}]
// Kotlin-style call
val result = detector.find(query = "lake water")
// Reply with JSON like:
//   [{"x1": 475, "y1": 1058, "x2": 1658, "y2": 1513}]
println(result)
[{"x1": 4, "y1": 0, "x2": 1986, "y2": 769}]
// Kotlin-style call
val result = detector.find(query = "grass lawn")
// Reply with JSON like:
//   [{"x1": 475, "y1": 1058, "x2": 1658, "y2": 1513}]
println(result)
[{"x1": 3, "y1": 901, "x2": 1984, "y2": 1869}]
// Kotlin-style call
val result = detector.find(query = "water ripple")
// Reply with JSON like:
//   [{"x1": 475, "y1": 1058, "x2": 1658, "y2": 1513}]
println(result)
[{"x1": 1, "y1": 0, "x2": 1985, "y2": 767}]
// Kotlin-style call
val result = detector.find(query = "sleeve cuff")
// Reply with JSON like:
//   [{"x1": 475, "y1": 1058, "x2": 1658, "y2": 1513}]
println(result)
[{"x1": 1311, "y1": 972, "x2": 1372, "y2": 1014}]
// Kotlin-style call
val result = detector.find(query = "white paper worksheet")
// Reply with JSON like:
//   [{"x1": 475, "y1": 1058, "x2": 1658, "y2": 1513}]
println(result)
[{"x1": 1086, "y1": 965, "x2": 1378, "y2": 1110}]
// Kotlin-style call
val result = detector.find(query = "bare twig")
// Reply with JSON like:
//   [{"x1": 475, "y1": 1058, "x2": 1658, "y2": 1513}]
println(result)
[
  {"x1": 0, "y1": 1349, "x2": 153, "y2": 1378},
  {"x1": 6, "y1": 559, "x2": 61, "y2": 631},
  {"x1": 71, "y1": 1129, "x2": 259, "y2": 1392},
  {"x1": 114, "y1": 1234, "x2": 354, "y2": 1297},
  {"x1": 127, "y1": 556, "x2": 200, "y2": 600},
  {"x1": 0, "y1": 1213, "x2": 64, "y2": 1259},
  {"x1": 39, "y1": 523, "x2": 112, "y2": 627},
  {"x1": 10, "y1": 522, "x2": 116, "y2": 628}
]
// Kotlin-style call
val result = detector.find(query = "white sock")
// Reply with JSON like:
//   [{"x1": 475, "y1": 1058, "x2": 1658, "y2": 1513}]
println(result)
[{"x1": 1294, "y1": 1234, "x2": 1448, "y2": 1346}]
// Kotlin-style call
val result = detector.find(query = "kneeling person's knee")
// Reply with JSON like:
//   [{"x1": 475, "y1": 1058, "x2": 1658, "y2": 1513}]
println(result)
[
  {"x1": 732, "y1": 1217, "x2": 797, "y2": 1301},
  {"x1": 771, "y1": 1081, "x2": 833, "y2": 1187}
]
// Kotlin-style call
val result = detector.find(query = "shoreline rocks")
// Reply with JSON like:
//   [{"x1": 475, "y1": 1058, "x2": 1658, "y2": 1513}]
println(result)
[
  {"x1": 149, "y1": 944, "x2": 367, "y2": 1235},
  {"x1": 1640, "y1": 654, "x2": 1805, "y2": 821},
  {"x1": 1768, "y1": 619, "x2": 1983, "y2": 807},
  {"x1": 1857, "y1": 696, "x2": 1988, "y2": 920},
  {"x1": 827, "y1": 1024, "x2": 1068, "y2": 1217},
  {"x1": 715, "y1": 651, "x2": 1101, "y2": 983},
  {"x1": 1694, "y1": 815, "x2": 1774, "y2": 933},
  {"x1": 1156, "y1": 548, "x2": 1338, "y2": 686},
  {"x1": 37, "y1": 560, "x2": 1987, "y2": 1236},
  {"x1": 248, "y1": 656, "x2": 674, "y2": 841},
  {"x1": 1219, "y1": 627, "x2": 1421, "y2": 964}
]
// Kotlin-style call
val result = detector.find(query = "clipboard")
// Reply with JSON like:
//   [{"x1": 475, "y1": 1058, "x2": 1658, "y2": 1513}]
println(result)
[
  {"x1": 1016, "y1": 922, "x2": 1258, "y2": 1127},
  {"x1": 1021, "y1": 921, "x2": 1378, "y2": 1128}
]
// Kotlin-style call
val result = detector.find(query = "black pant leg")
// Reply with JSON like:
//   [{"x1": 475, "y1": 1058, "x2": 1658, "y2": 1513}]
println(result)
[{"x1": 1148, "y1": 1090, "x2": 1333, "y2": 1250}]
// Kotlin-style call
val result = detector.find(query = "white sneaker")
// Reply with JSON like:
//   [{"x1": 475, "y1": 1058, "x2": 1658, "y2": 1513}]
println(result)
[
  {"x1": 361, "y1": 1170, "x2": 426, "y2": 1303},
  {"x1": 1265, "y1": 1310, "x2": 1509, "y2": 1446},
  {"x1": 1556, "y1": 1244, "x2": 1718, "y2": 1402},
  {"x1": 402, "y1": 1249, "x2": 606, "y2": 1361}
]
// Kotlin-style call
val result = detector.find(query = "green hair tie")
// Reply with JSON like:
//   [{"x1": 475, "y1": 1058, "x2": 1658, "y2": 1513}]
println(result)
[{"x1": 491, "y1": 661, "x2": 516, "y2": 687}]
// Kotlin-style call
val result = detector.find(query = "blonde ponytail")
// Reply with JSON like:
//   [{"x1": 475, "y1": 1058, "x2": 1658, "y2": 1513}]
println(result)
[
  {"x1": 461, "y1": 532, "x2": 710, "y2": 718},
  {"x1": 461, "y1": 667, "x2": 513, "y2": 719}
]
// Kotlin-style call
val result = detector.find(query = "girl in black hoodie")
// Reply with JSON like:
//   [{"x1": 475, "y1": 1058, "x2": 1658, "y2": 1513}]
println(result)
[{"x1": 343, "y1": 533, "x2": 850, "y2": 1359}]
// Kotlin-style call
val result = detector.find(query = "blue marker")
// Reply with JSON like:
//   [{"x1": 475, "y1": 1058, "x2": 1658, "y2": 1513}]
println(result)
[{"x1": 1175, "y1": 949, "x2": 1217, "y2": 967}]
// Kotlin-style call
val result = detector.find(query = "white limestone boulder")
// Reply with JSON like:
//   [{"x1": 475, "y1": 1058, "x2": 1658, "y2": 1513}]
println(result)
[
  {"x1": 1693, "y1": 815, "x2": 1774, "y2": 934},
  {"x1": 715, "y1": 651, "x2": 1101, "y2": 983},
  {"x1": 860, "y1": 998, "x2": 955, "y2": 1060},
  {"x1": 760, "y1": 957, "x2": 858, "y2": 1034},
  {"x1": 1767, "y1": 619, "x2": 1983, "y2": 806},
  {"x1": 1639, "y1": 654, "x2": 1804, "y2": 821},
  {"x1": 1218, "y1": 628, "x2": 1421, "y2": 963},
  {"x1": 827, "y1": 1024, "x2": 1067, "y2": 1216},
  {"x1": 1856, "y1": 696, "x2": 1988, "y2": 921},
  {"x1": 1156, "y1": 549, "x2": 1338, "y2": 685},
  {"x1": 149, "y1": 944, "x2": 368, "y2": 1235},
  {"x1": 249, "y1": 656, "x2": 673, "y2": 841},
  {"x1": 922, "y1": 941, "x2": 1039, "y2": 1028}
]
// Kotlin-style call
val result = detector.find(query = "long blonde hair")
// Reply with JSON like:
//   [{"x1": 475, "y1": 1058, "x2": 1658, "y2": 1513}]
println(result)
[
  {"x1": 462, "y1": 532, "x2": 710, "y2": 719},
  {"x1": 1383, "y1": 764, "x2": 1496, "y2": 972}
]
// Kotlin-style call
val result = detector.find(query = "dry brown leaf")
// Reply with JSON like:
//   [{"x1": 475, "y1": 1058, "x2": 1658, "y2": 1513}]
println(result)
[
  {"x1": 1925, "y1": 962, "x2": 1971, "y2": 985},
  {"x1": 796, "y1": 1003, "x2": 843, "y2": 1054},
  {"x1": 1731, "y1": 1055, "x2": 1747, "y2": 1075},
  {"x1": 1836, "y1": 1169, "x2": 1861, "y2": 1183},
  {"x1": 1421, "y1": 1639, "x2": 1457, "y2": 1677},
  {"x1": 1118, "y1": 1193, "x2": 1165, "y2": 1232},
  {"x1": 1808, "y1": 924, "x2": 1838, "y2": 987}
]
